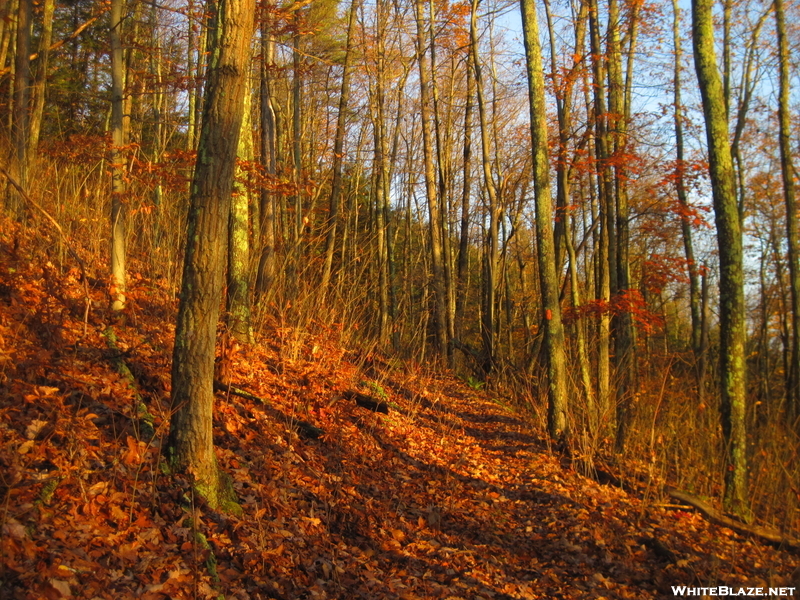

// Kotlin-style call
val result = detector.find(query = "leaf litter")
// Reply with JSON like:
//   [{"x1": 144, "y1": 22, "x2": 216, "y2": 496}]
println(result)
[{"x1": 0, "y1": 223, "x2": 797, "y2": 599}]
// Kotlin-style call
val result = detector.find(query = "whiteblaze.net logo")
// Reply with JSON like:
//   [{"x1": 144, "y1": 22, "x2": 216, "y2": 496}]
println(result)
[{"x1": 672, "y1": 587, "x2": 796, "y2": 597}]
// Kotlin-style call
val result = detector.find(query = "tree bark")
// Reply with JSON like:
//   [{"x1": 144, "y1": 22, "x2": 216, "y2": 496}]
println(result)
[
  {"x1": 692, "y1": 0, "x2": 749, "y2": 518},
  {"x1": 28, "y1": 0, "x2": 54, "y2": 155},
  {"x1": 521, "y1": 0, "x2": 569, "y2": 439},
  {"x1": 671, "y1": 0, "x2": 702, "y2": 361},
  {"x1": 775, "y1": 0, "x2": 800, "y2": 423},
  {"x1": 110, "y1": 0, "x2": 127, "y2": 312},
  {"x1": 167, "y1": 0, "x2": 255, "y2": 510},
  {"x1": 321, "y1": 0, "x2": 359, "y2": 298},
  {"x1": 470, "y1": 0, "x2": 501, "y2": 375},
  {"x1": 414, "y1": 0, "x2": 448, "y2": 359},
  {"x1": 228, "y1": 64, "x2": 255, "y2": 343},
  {"x1": 255, "y1": 3, "x2": 277, "y2": 299},
  {"x1": 11, "y1": 0, "x2": 31, "y2": 213}
]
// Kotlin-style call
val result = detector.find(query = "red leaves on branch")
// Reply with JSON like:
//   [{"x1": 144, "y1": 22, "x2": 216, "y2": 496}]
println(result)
[{"x1": 564, "y1": 289, "x2": 664, "y2": 333}]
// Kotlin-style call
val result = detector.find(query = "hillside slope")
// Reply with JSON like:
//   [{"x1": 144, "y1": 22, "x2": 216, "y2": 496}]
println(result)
[{"x1": 0, "y1": 222, "x2": 797, "y2": 599}]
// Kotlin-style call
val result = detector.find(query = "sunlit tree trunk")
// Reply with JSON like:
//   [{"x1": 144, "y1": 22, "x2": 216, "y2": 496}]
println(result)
[
  {"x1": 608, "y1": 0, "x2": 636, "y2": 452},
  {"x1": 455, "y1": 65, "x2": 473, "y2": 340},
  {"x1": 168, "y1": 0, "x2": 255, "y2": 509},
  {"x1": 588, "y1": 0, "x2": 612, "y2": 426},
  {"x1": 321, "y1": 0, "x2": 359, "y2": 298},
  {"x1": 692, "y1": 0, "x2": 749, "y2": 518},
  {"x1": 470, "y1": 0, "x2": 501, "y2": 374},
  {"x1": 414, "y1": 0, "x2": 448, "y2": 359},
  {"x1": 544, "y1": 0, "x2": 595, "y2": 429},
  {"x1": 370, "y1": 0, "x2": 391, "y2": 346},
  {"x1": 521, "y1": 0, "x2": 568, "y2": 439},
  {"x1": 110, "y1": 0, "x2": 127, "y2": 312},
  {"x1": 228, "y1": 67, "x2": 255, "y2": 343},
  {"x1": 429, "y1": 0, "x2": 455, "y2": 364}
]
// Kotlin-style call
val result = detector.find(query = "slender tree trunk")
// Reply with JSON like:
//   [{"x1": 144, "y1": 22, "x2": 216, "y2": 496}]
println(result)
[
  {"x1": 521, "y1": 0, "x2": 569, "y2": 439},
  {"x1": 256, "y1": 5, "x2": 277, "y2": 299},
  {"x1": 28, "y1": 0, "x2": 54, "y2": 155},
  {"x1": 110, "y1": 0, "x2": 127, "y2": 312},
  {"x1": 11, "y1": 0, "x2": 31, "y2": 212},
  {"x1": 167, "y1": 0, "x2": 255, "y2": 509},
  {"x1": 429, "y1": 0, "x2": 455, "y2": 363},
  {"x1": 228, "y1": 66, "x2": 255, "y2": 343},
  {"x1": 371, "y1": 0, "x2": 391, "y2": 346},
  {"x1": 291, "y1": 11, "x2": 303, "y2": 246},
  {"x1": 672, "y1": 0, "x2": 702, "y2": 358},
  {"x1": 608, "y1": 0, "x2": 636, "y2": 452},
  {"x1": 321, "y1": 0, "x2": 359, "y2": 298},
  {"x1": 455, "y1": 64, "x2": 473, "y2": 339},
  {"x1": 588, "y1": 0, "x2": 612, "y2": 425},
  {"x1": 470, "y1": 0, "x2": 500, "y2": 374},
  {"x1": 775, "y1": 0, "x2": 800, "y2": 423},
  {"x1": 414, "y1": 0, "x2": 448, "y2": 359},
  {"x1": 692, "y1": 0, "x2": 749, "y2": 518}
]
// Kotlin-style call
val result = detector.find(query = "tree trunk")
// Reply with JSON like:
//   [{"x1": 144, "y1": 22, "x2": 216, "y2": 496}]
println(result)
[
  {"x1": 470, "y1": 0, "x2": 501, "y2": 375},
  {"x1": 321, "y1": 0, "x2": 359, "y2": 298},
  {"x1": 608, "y1": 0, "x2": 637, "y2": 452},
  {"x1": 588, "y1": 0, "x2": 612, "y2": 427},
  {"x1": 11, "y1": 0, "x2": 31, "y2": 211},
  {"x1": 414, "y1": 0, "x2": 448, "y2": 359},
  {"x1": 671, "y1": 0, "x2": 702, "y2": 359},
  {"x1": 521, "y1": 0, "x2": 569, "y2": 439},
  {"x1": 28, "y1": 0, "x2": 54, "y2": 155},
  {"x1": 167, "y1": 0, "x2": 255, "y2": 510},
  {"x1": 692, "y1": 0, "x2": 749, "y2": 518},
  {"x1": 775, "y1": 0, "x2": 800, "y2": 423},
  {"x1": 255, "y1": 4, "x2": 277, "y2": 299},
  {"x1": 110, "y1": 0, "x2": 127, "y2": 312},
  {"x1": 455, "y1": 64, "x2": 473, "y2": 339},
  {"x1": 228, "y1": 65, "x2": 255, "y2": 343}
]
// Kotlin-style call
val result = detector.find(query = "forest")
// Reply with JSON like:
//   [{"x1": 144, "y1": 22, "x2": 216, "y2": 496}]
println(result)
[{"x1": 0, "y1": 0, "x2": 800, "y2": 596}]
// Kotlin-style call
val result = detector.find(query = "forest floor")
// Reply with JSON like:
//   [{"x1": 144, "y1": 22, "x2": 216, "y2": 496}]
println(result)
[{"x1": 0, "y1": 220, "x2": 798, "y2": 600}]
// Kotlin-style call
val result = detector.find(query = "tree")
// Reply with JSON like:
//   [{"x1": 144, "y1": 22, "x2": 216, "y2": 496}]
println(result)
[
  {"x1": 11, "y1": 0, "x2": 32, "y2": 213},
  {"x1": 774, "y1": 0, "x2": 800, "y2": 423},
  {"x1": 521, "y1": 0, "x2": 568, "y2": 439},
  {"x1": 167, "y1": 0, "x2": 255, "y2": 509},
  {"x1": 470, "y1": 0, "x2": 501, "y2": 375},
  {"x1": 414, "y1": 0, "x2": 448, "y2": 359},
  {"x1": 692, "y1": 0, "x2": 749, "y2": 518},
  {"x1": 227, "y1": 66, "x2": 255, "y2": 343},
  {"x1": 110, "y1": 0, "x2": 127, "y2": 312}
]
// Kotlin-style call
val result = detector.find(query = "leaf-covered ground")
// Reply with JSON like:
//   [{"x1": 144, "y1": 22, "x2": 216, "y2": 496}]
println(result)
[{"x1": 0, "y1": 223, "x2": 798, "y2": 599}]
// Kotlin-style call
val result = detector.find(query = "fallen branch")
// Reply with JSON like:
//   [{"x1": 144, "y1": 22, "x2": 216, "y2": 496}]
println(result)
[
  {"x1": 665, "y1": 486, "x2": 800, "y2": 551},
  {"x1": 213, "y1": 380, "x2": 324, "y2": 440}
]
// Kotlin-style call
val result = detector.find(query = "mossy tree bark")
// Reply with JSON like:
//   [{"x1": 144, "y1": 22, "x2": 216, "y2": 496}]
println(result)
[
  {"x1": 692, "y1": 0, "x2": 749, "y2": 518},
  {"x1": 520, "y1": 0, "x2": 569, "y2": 439},
  {"x1": 167, "y1": 0, "x2": 255, "y2": 510},
  {"x1": 227, "y1": 66, "x2": 255, "y2": 344}
]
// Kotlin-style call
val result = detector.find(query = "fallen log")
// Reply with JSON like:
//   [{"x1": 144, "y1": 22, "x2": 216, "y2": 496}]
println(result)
[
  {"x1": 665, "y1": 486, "x2": 800, "y2": 551},
  {"x1": 213, "y1": 380, "x2": 324, "y2": 440},
  {"x1": 341, "y1": 390, "x2": 390, "y2": 414}
]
